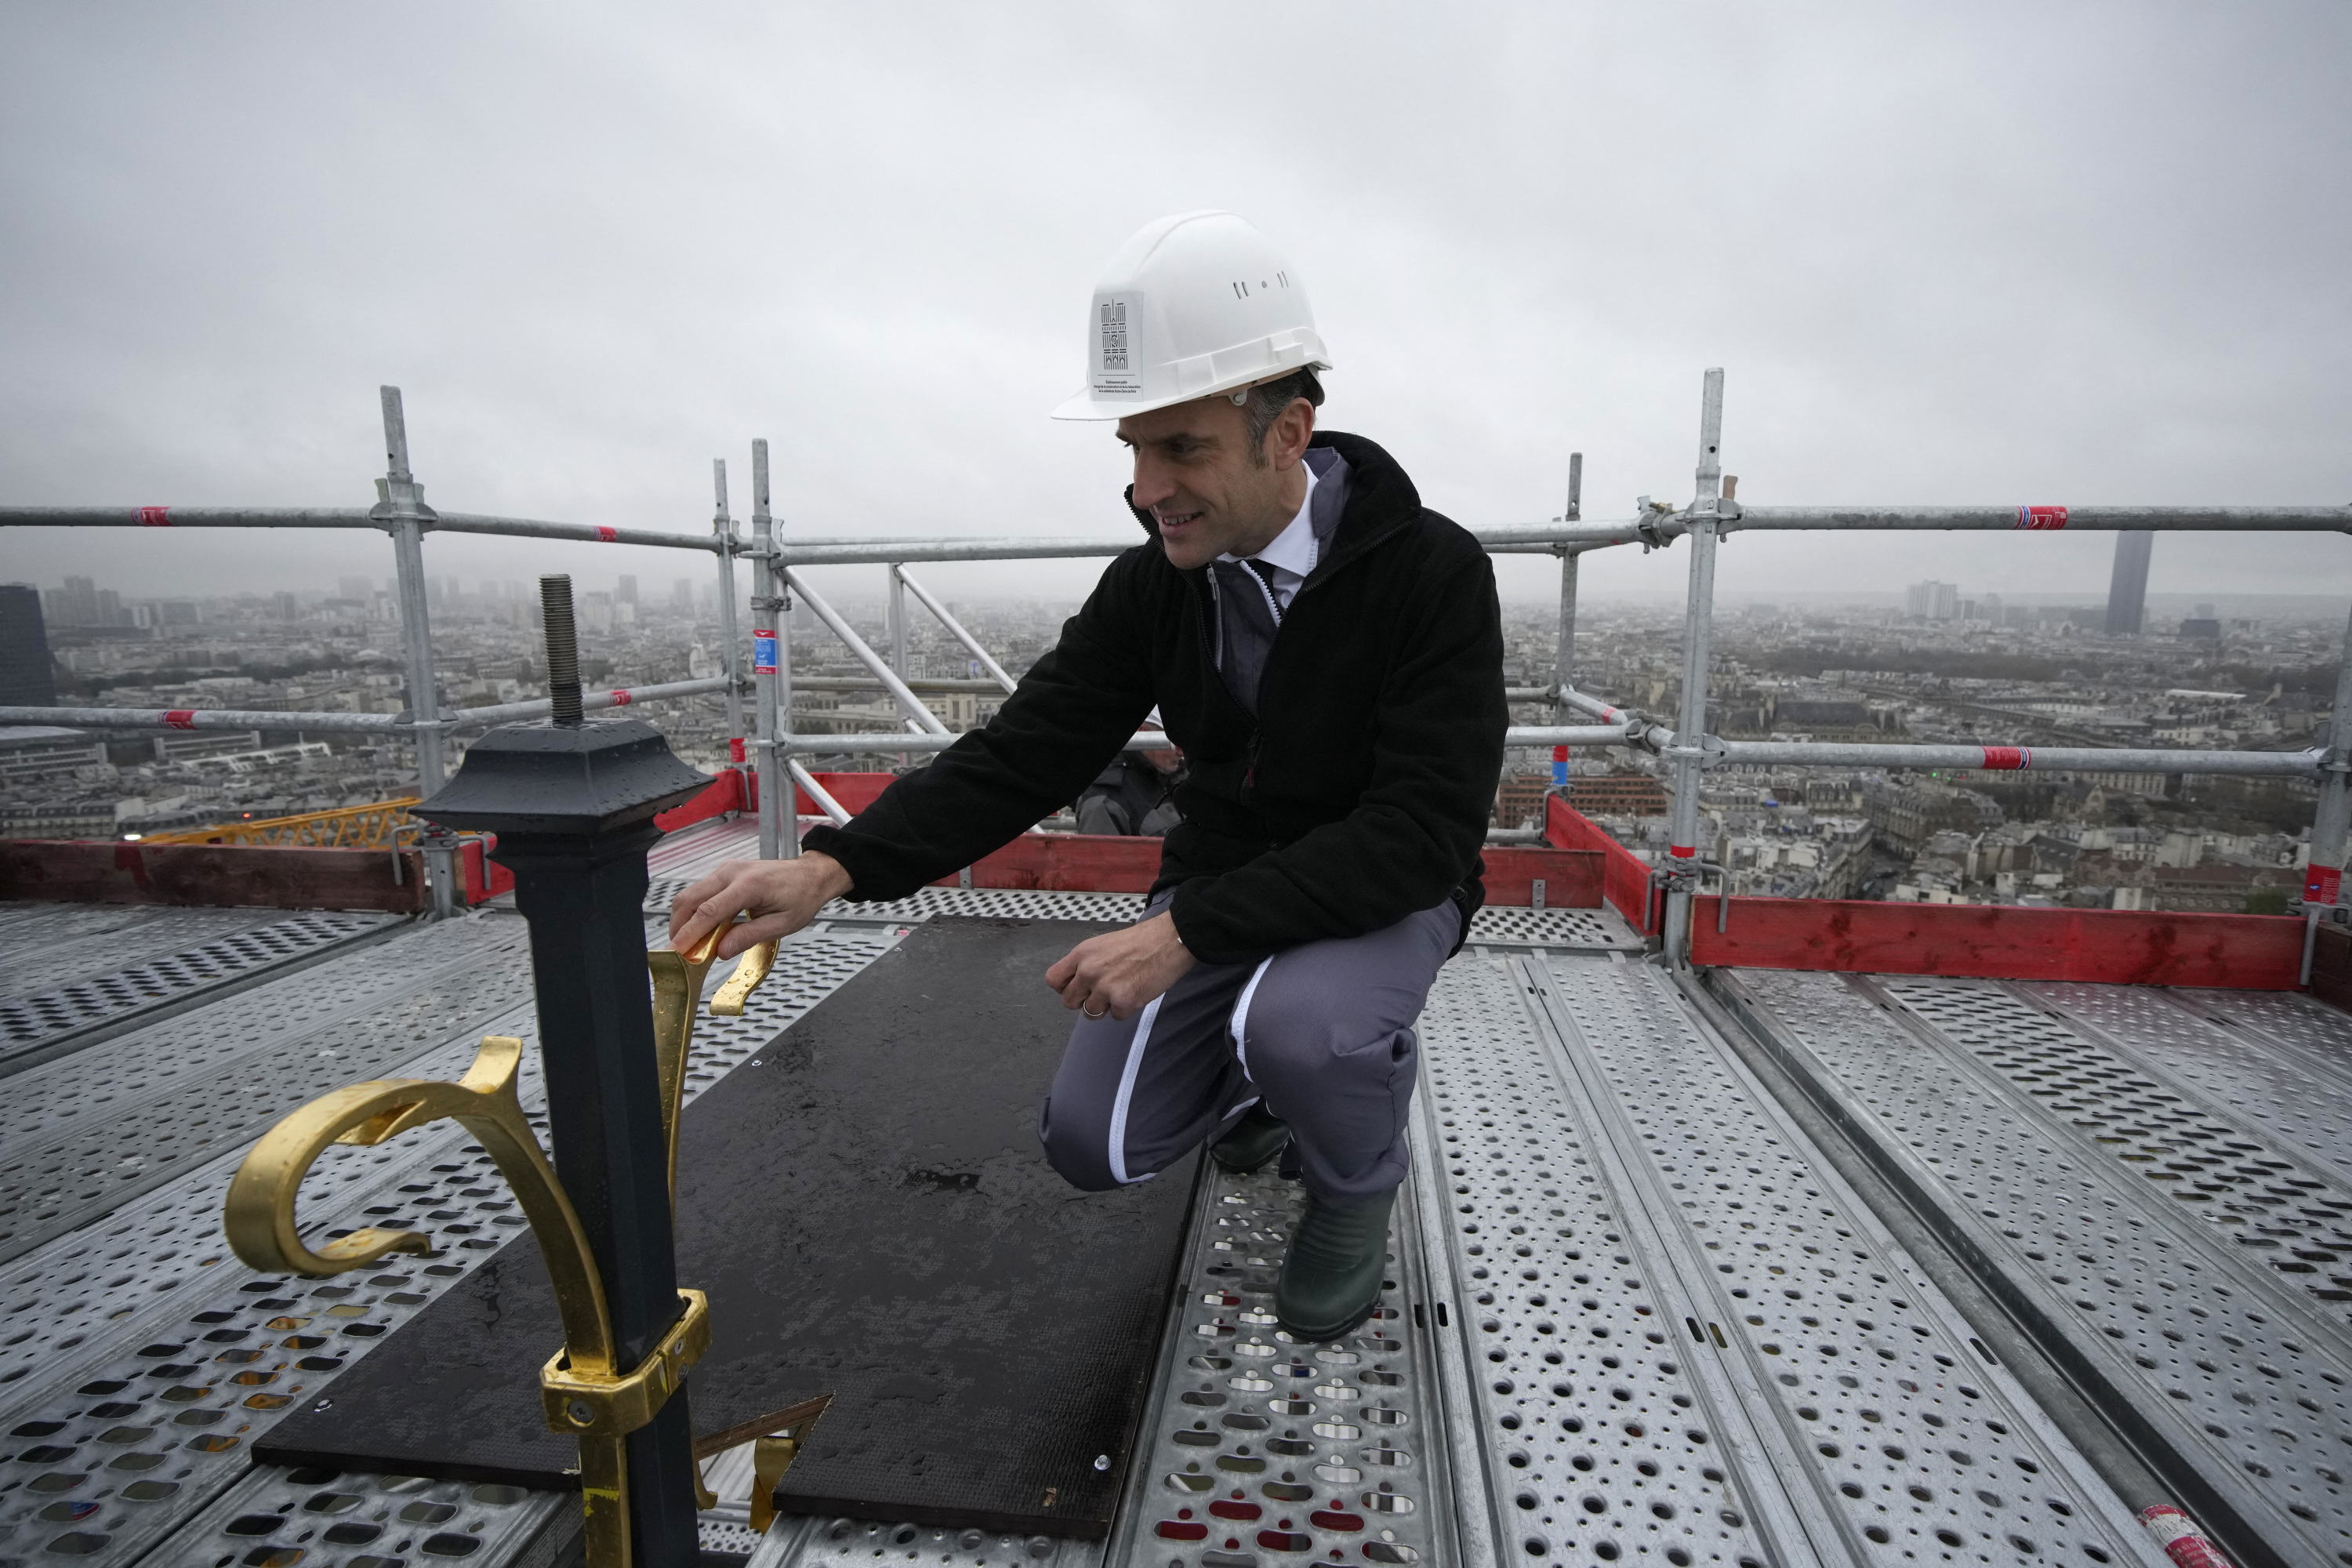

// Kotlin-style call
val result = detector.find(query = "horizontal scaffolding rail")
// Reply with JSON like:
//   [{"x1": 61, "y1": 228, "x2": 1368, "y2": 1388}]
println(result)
[
  {"x1": 8, "y1": 376, "x2": 2346, "y2": 937},
  {"x1": 1711, "y1": 739, "x2": 2322, "y2": 776},
  {"x1": 0, "y1": 676, "x2": 731, "y2": 737}
]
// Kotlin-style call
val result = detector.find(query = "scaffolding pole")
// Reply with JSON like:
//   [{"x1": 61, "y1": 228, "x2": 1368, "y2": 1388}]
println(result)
[
  {"x1": 894, "y1": 565, "x2": 1019, "y2": 695},
  {"x1": 375, "y1": 386, "x2": 457, "y2": 918},
  {"x1": 751, "y1": 441, "x2": 793, "y2": 860},
  {"x1": 1663, "y1": 370, "x2": 1726, "y2": 967},
  {"x1": 712, "y1": 459, "x2": 745, "y2": 768},
  {"x1": 1552, "y1": 452, "x2": 1583, "y2": 722}
]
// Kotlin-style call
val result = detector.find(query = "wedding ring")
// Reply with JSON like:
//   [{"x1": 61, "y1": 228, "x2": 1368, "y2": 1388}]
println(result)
[{"x1": 1083, "y1": 1003, "x2": 1109, "y2": 1020}]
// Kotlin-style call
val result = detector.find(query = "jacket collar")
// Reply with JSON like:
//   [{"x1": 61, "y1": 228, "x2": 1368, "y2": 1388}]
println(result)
[{"x1": 1123, "y1": 430, "x2": 1423, "y2": 585}]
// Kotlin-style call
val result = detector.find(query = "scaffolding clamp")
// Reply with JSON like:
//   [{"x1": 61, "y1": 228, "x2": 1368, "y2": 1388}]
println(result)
[{"x1": 541, "y1": 1290, "x2": 711, "y2": 1438}]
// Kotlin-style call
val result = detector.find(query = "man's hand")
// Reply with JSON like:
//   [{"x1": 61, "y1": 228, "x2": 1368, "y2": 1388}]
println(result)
[
  {"x1": 669, "y1": 851, "x2": 853, "y2": 959},
  {"x1": 1045, "y1": 911, "x2": 1195, "y2": 1022}
]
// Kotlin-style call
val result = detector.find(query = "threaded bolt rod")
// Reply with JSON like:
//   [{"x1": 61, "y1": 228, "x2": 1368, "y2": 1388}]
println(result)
[{"x1": 540, "y1": 575, "x2": 584, "y2": 727}]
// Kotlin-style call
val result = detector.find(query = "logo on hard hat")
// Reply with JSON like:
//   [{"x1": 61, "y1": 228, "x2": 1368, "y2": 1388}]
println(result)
[
  {"x1": 1099, "y1": 301, "x2": 1129, "y2": 372},
  {"x1": 1092, "y1": 292, "x2": 1145, "y2": 397}
]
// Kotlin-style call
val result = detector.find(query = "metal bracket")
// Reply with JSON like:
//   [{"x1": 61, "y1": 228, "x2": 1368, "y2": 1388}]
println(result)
[
  {"x1": 1660, "y1": 734, "x2": 1728, "y2": 771},
  {"x1": 1653, "y1": 858, "x2": 1736, "y2": 933},
  {"x1": 750, "y1": 594, "x2": 789, "y2": 612},
  {"x1": 541, "y1": 1289, "x2": 712, "y2": 1438}
]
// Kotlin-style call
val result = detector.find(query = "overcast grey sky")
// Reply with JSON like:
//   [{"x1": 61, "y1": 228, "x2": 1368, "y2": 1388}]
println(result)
[{"x1": 3, "y1": 2, "x2": 2347, "y2": 613}]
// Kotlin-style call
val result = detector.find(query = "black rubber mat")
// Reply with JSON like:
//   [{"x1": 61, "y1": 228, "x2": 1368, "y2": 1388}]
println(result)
[{"x1": 260, "y1": 917, "x2": 1199, "y2": 1538}]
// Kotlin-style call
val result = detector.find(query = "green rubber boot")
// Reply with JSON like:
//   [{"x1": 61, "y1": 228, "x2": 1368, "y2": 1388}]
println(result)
[
  {"x1": 1275, "y1": 1187, "x2": 1396, "y2": 1343},
  {"x1": 1210, "y1": 1101, "x2": 1291, "y2": 1175}
]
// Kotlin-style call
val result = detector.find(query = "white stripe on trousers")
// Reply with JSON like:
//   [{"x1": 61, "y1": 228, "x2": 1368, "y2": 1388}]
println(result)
[
  {"x1": 1229, "y1": 956, "x2": 1277, "y2": 1081},
  {"x1": 1105, "y1": 993, "x2": 1165, "y2": 1185}
]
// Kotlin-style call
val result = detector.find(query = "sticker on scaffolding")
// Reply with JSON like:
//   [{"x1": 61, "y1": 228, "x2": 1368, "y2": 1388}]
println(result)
[
  {"x1": 2138, "y1": 1506, "x2": 2230, "y2": 1568},
  {"x1": 2310, "y1": 864, "x2": 2344, "y2": 906},
  {"x1": 1979, "y1": 746, "x2": 2031, "y2": 770},
  {"x1": 2014, "y1": 504, "x2": 2069, "y2": 530},
  {"x1": 753, "y1": 630, "x2": 778, "y2": 674}
]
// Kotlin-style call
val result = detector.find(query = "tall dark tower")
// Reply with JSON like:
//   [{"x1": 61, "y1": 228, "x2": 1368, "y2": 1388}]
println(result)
[
  {"x1": 0, "y1": 584, "x2": 57, "y2": 706},
  {"x1": 2104, "y1": 531, "x2": 2154, "y2": 636}
]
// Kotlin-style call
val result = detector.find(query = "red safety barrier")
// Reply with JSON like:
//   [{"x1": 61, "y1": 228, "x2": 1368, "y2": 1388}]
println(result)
[
  {"x1": 458, "y1": 837, "x2": 516, "y2": 905},
  {"x1": 921, "y1": 829, "x2": 1603, "y2": 906},
  {"x1": 1479, "y1": 845, "x2": 1604, "y2": 908},
  {"x1": 0, "y1": 839, "x2": 426, "y2": 913},
  {"x1": 654, "y1": 769, "x2": 747, "y2": 834},
  {"x1": 1544, "y1": 796, "x2": 1661, "y2": 934},
  {"x1": 1689, "y1": 895, "x2": 2306, "y2": 989},
  {"x1": 795, "y1": 771, "x2": 897, "y2": 818},
  {"x1": 2311, "y1": 924, "x2": 2352, "y2": 1014}
]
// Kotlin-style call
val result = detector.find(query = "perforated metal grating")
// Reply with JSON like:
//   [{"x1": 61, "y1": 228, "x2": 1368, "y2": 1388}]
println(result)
[
  {"x1": 1525, "y1": 953, "x2": 2155, "y2": 1565},
  {"x1": 2026, "y1": 980, "x2": 2352, "y2": 1189},
  {"x1": 644, "y1": 877, "x2": 1644, "y2": 953},
  {"x1": 646, "y1": 879, "x2": 1153, "y2": 927},
  {"x1": 153, "y1": 1459, "x2": 576, "y2": 1568},
  {"x1": 748, "y1": 1513, "x2": 1104, "y2": 1568},
  {"x1": 2183, "y1": 986, "x2": 2352, "y2": 1068},
  {"x1": 0, "y1": 926, "x2": 901, "y2": 1568},
  {"x1": 0, "y1": 913, "x2": 539, "y2": 1267},
  {"x1": 1103, "y1": 1163, "x2": 1448, "y2": 1568},
  {"x1": 0, "y1": 907, "x2": 397, "y2": 1062},
  {"x1": 1413, "y1": 950, "x2": 1786, "y2": 1566},
  {"x1": 1726, "y1": 967, "x2": 2352, "y2": 1565},
  {"x1": 1462, "y1": 906, "x2": 1642, "y2": 949},
  {"x1": 1879, "y1": 975, "x2": 2352, "y2": 1327}
]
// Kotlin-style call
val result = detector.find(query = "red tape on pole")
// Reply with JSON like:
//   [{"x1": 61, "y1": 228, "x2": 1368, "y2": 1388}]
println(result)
[
  {"x1": 162, "y1": 710, "x2": 196, "y2": 729},
  {"x1": 610, "y1": 688, "x2": 632, "y2": 706},
  {"x1": 2014, "y1": 504, "x2": 2069, "y2": 531},
  {"x1": 137, "y1": 506, "x2": 171, "y2": 526},
  {"x1": 1980, "y1": 746, "x2": 2031, "y2": 770},
  {"x1": 1668, "y1": 844, "x2": 1695, "y2": 858},
  {"x1": 2139, "y1": 1505, "x2": 2234, "y2": 1568},
  {"x1": 596, "y1": 525, "x2": 619, "y2": 542}
]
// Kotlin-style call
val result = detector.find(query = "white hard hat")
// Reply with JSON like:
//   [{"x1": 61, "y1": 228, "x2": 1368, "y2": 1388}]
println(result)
[{"x1": 1051, "y1": 211, "x2": 1332, "y2": 421}]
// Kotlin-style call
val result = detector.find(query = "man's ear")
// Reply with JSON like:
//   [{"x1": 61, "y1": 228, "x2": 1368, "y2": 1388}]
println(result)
[{"x1": 1271, "y1": 397, "x2": 1316, "y2": 469}]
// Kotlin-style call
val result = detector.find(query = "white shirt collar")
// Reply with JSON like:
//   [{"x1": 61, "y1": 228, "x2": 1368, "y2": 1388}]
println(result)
[{"x1": 1218, "y1": 459, "x2": 1320, "y2": 583}]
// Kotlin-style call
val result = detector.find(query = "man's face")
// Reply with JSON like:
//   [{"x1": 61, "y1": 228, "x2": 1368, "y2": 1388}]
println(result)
[{"x1": 1116, "y1": 393, "x2": 1311, "y2": 572}]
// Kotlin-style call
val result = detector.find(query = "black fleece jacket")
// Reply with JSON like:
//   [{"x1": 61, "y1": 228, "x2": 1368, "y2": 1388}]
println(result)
[{"x1": 802, "y1": 430, "x2": 1508, "y2": 964}]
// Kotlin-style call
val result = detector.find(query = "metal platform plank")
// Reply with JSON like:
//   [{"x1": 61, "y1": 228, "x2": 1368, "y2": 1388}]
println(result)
[
  {"x1": 1880, "y1": 975, "x2": 2352, "y2": 1333},
  {"x1": 648, "y1": 877, "x2": 1645, "y2": 953},
  {"x1": 0, "y1": 927, "x2": 899, "y2": 1568},
  {"x1": 1526, "y1": 953, "x2": 2160, "y2": 1566},
  {"x1": 0, "y1": 912, "x2": 539, "y2": 1265},
  {"x1": 2172, "y1": 987, "x2": 2352, "y2": 1094},
  {"x1": 1098, "y1": 1160, "x2": 1455, "y2": 1568},
  {"x1": 1719, "y1": 967, "x2": 2352, "y2": 1568},
  {"x1": 1408, "y1": 949, "x2": 1791, "y2": 1567},
  {"x1": 138, "y1": 1457, "x2": 575, "y2": 1568},
  {"x1": 2024, "y1": 980, "x2": 2352, "y2": 1188},
  {"x1": 0, "y1": 906, "x2": 401, "y2": 1074},
  {"x1": 0, "y1": 905, "x2": 288, "y2": 998}
]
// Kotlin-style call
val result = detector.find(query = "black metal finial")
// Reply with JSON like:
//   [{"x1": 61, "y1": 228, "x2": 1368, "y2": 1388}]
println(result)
[{"x1": 541, "y1": 575, "x2": 584, "y2": 727}]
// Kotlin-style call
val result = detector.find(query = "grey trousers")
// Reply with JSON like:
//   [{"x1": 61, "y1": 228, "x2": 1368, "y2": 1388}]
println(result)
[{"x1": 1036, "y1": 895, "x2": 1460, "y2": 1203}]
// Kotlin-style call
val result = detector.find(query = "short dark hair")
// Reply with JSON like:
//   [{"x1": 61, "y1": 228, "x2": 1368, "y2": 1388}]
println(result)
[{"x1": 1240, "y1": 367, "x2": 1324, "y2": 465}]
